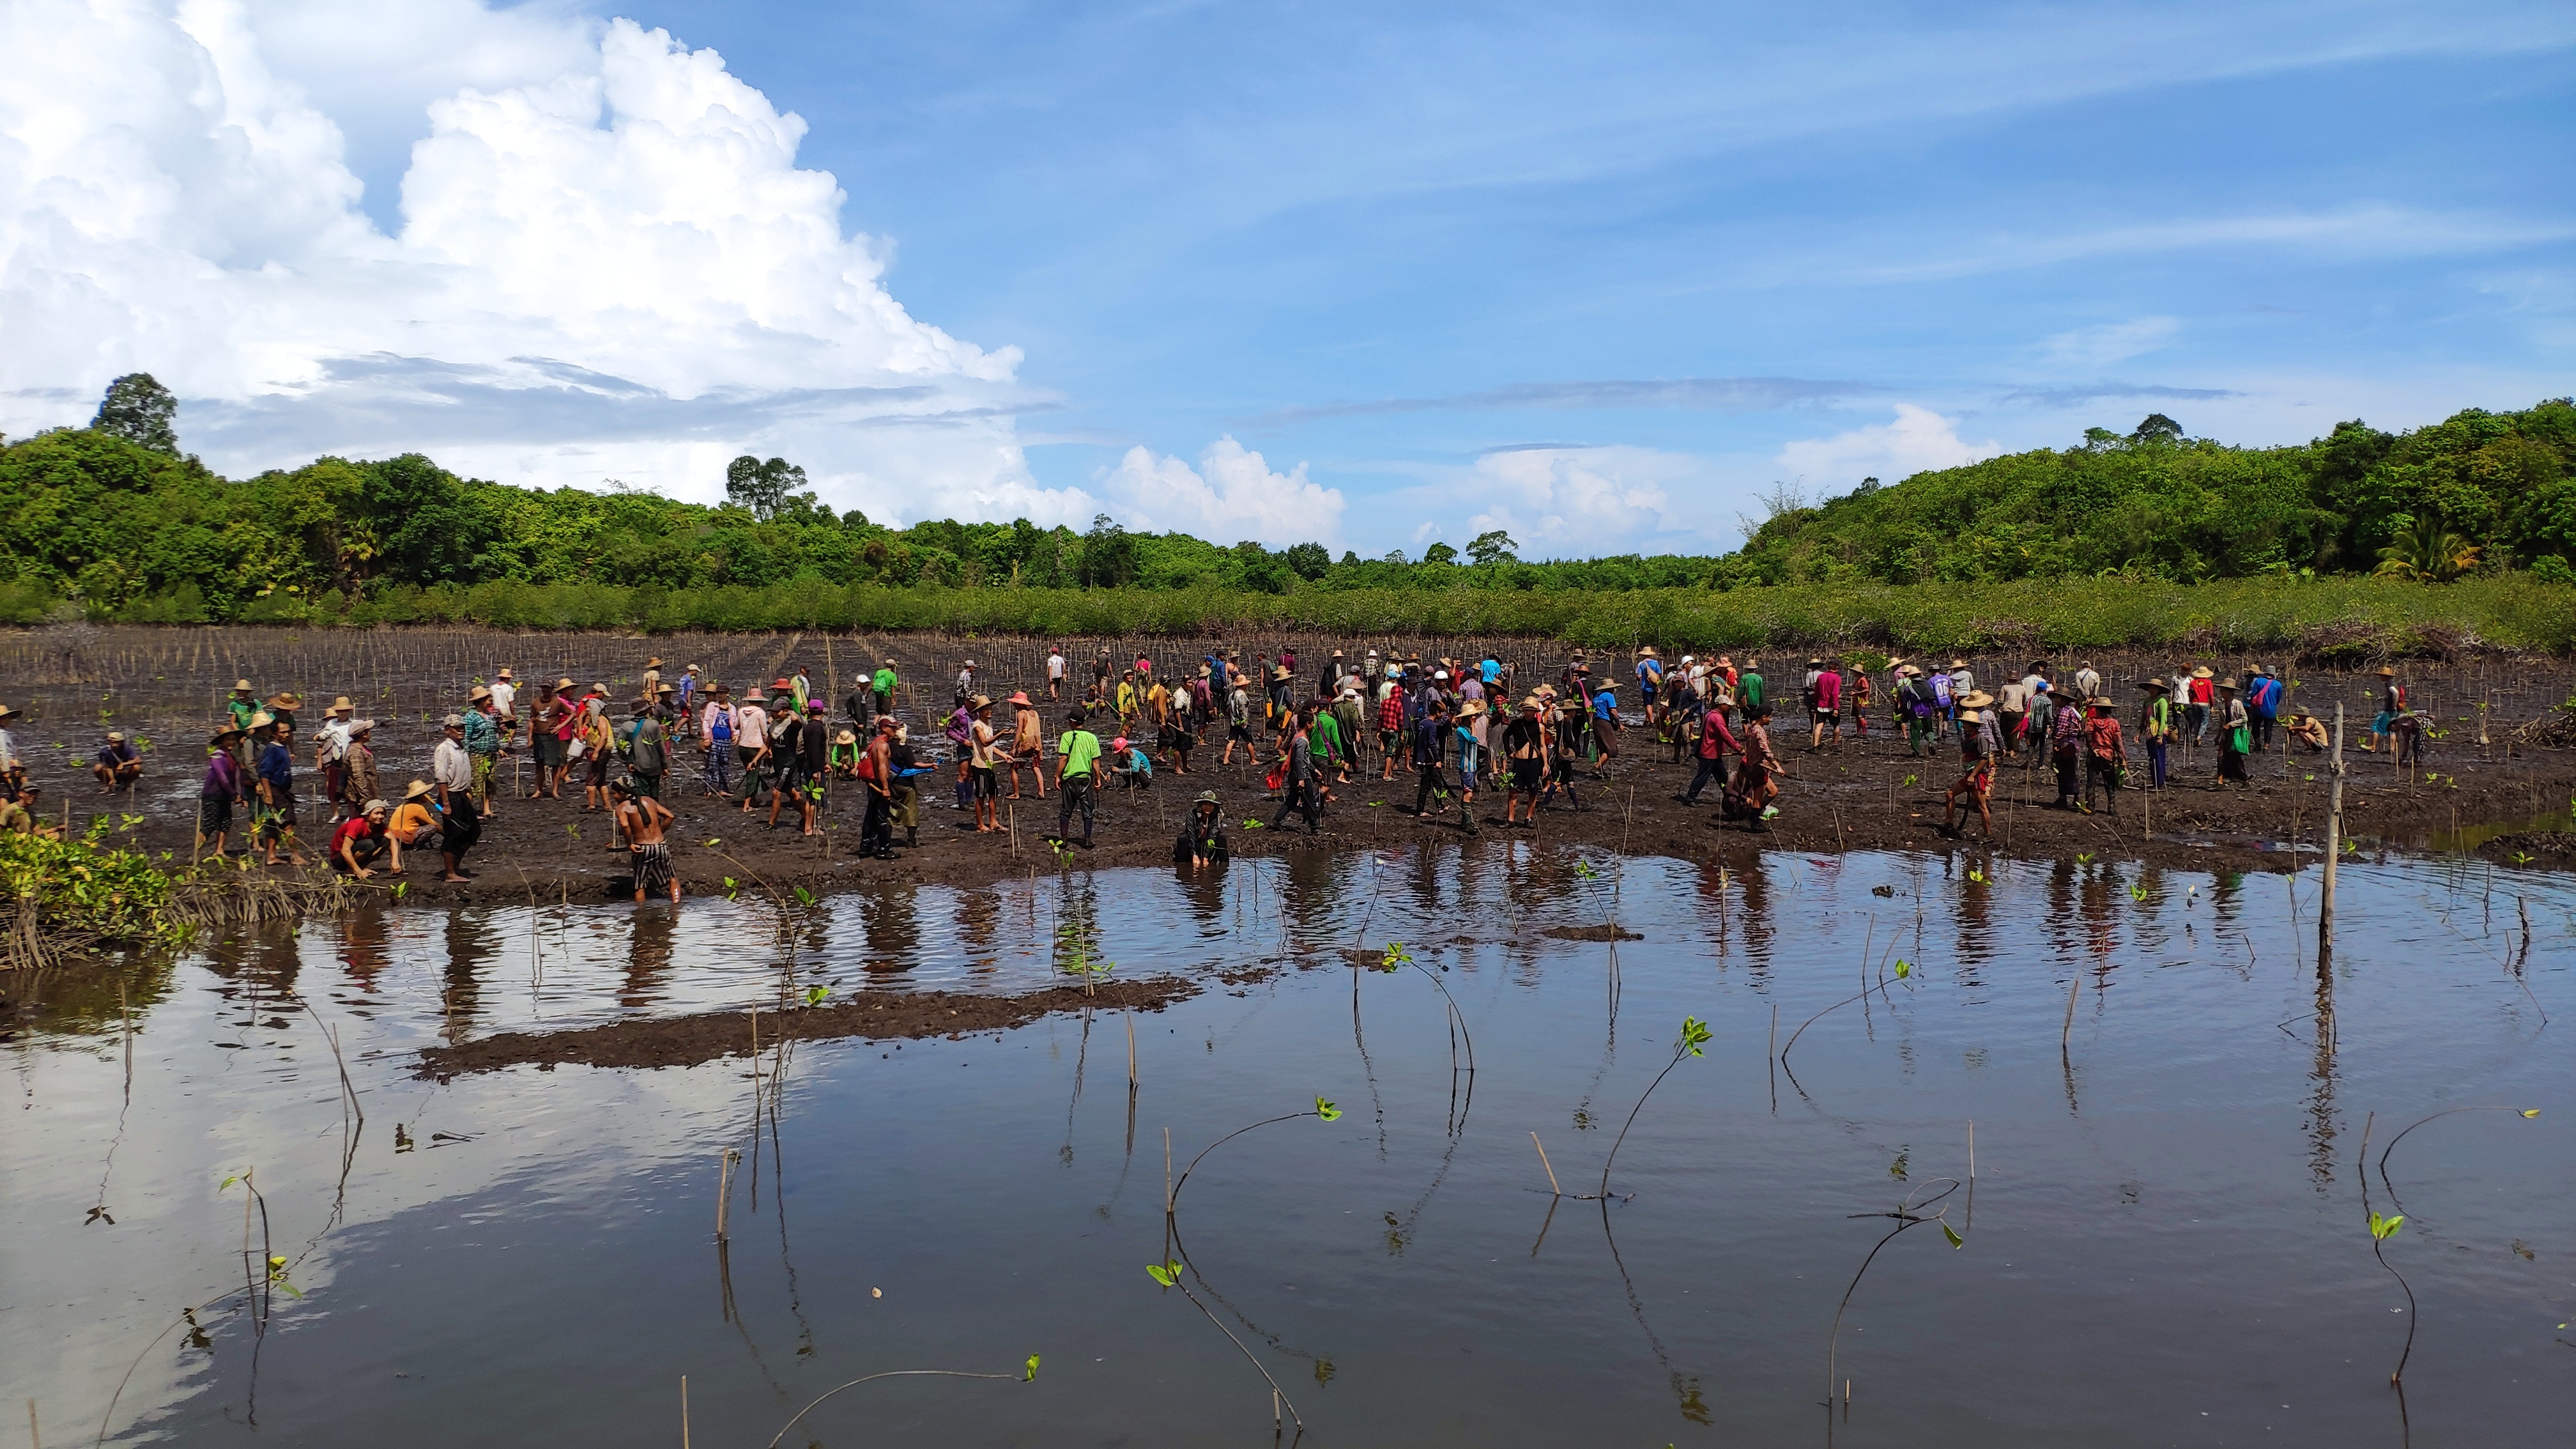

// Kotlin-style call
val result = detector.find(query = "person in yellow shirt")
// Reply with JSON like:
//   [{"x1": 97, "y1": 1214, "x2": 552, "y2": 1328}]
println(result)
[{"x1": 387, "y1": 780, "x2": 441, "y2": 873}]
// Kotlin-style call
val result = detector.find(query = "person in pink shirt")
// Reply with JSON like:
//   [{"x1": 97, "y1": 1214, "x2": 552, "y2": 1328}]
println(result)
[{"x1": 1805, "y1": 658, "x2": 1843, "y2": 751}]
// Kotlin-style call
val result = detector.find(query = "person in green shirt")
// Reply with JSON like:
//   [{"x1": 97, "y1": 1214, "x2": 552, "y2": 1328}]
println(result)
[
  {"x1": 1311, "y1": 703, "x2": 1345, "y2": 793},
  {"x1": 871, "y1": 659, "x2": 898, "y2": 719},
  {"x1": 1737, "y1": 659, "x2": 1765, "y2": 723},
  {"x1": 1054, "y1": 710, "x2": 1100, "y2": 847}
]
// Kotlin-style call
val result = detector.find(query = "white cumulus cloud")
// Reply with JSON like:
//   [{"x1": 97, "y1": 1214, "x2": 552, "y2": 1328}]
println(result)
[
  {"x1": 1103, "y1": 436, "x2": 1344, "y2": 546},
  {"x1": 1774, "y1": 403, "x2": 1999, "y2": 491},
  {"x1": 0, "y1": 0, "x2": 1066, "y2": 521},
  {"x1": 1459, "y1": 445, "x2": 1687, "y2": 556}
]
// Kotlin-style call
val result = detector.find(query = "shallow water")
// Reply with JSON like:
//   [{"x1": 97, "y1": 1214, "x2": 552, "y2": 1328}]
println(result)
[{"x1": 5, "y1": 845, "x2": 2571, "y2": 1446}]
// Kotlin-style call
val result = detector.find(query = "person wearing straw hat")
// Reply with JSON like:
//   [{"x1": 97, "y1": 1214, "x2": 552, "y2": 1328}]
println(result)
[
  {"x1": 963, "y1": 694, "x2": 1005, "y2": 833},
  {"x1": 2186, "y1": 665, "x2": 2216, "y2": 744},
  {"x1": 316, "y1": 696, "x2": 356, "y2": 822},
  {"x1": 2045, "y1": 682, "x2": 2085, "y2": 809},
  {"x1": 2367, "y1": 665, "x2": 2405, "y2": 753},
  {"x1": 328, "y1": 799, "x2": 393, "y2": 879},
  {"x1": 641, "y1": 657, "x2": 664, "y2": 700},
  {"x1": 1454, "y1": 697, "x2": 1490, "y2": 802},
  {"x1": 609, "y1": 775, "x2": 680, "y2": 903},
  {"x1": 91, "y1": 730, "x2": 142, "y2": 794},
  {"x1": 249, "y1": 711, "x2": 301, "y2": 865},
  {"x1": 198, "y1": 726, "x2": 245, "y2": 854},
  {"x1": 2214, "y1": 678, "x2": 2251, "y2": 786},
  {"x1": 1895, "y1": 664, "x2": 1938, "y2": 756},
  {"x1": 828, "y1": 724, "x2": 864, "y2": 779},
  {"x1": 226, "y1": 679, "x2": 259, "y2": 734},
  {"x1": 1940, "y1": 690, "x2": 1999, "y2": 840},
  {"x1": 535, "y1": 678, "x2": 579, "y2": 799},
  {"x1": 1174, "y1": 789, "x2": 1229, "y2": 868},
  {"x1": 2136, "y1": 679, "x2": 2174, "y2": 788},
  {"x1": 463, "y1": 685, "x2": 503, "y2": 818},
  {"x1": 490, "y1": 668, "x2": 518, "y2": 731},
  {"x1": 343, "y1": 719, "x2": 380, "y2": 809},
  {"x1": 2083, "y1": 696, "x2": 2128, "y2": 816},
  {"x1": 265, "y1": 691, "x2": 303, "y2": 733},
  {"x1": 388, "y1": 779, "x2": 441, "y2": 870}
]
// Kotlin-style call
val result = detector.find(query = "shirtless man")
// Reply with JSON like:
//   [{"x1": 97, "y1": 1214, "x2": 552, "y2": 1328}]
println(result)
[{"x1": 611, "y1": 776, "x2": 679, "y2": 903}]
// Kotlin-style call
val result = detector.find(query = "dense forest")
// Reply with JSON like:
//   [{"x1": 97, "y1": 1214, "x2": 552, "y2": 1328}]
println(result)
[{"x1": 0, "y1": 375, "x2": 2569, "y2": 630}]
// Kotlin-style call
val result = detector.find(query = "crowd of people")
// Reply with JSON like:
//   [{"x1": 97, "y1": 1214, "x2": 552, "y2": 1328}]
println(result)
[{"x1": 0, "y1": 643, "x2": 2434, "y2": 896}]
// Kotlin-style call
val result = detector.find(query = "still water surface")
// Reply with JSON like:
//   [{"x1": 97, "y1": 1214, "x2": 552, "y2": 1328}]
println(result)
[{"x1": 4, "y1": 845, "x2": 2570, "y2": 1446}]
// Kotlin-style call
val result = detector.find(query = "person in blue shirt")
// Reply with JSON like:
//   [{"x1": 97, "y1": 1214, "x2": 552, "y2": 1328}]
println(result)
[
  {"x1": 1590, "y1": 680, "x2": 1621, "y2": 762},
  {"x1": 252, "y1": 715, "x2": 300, "y2": 864},
  {"x1": 1410, "y1": 698, "x2": 1474, "y2": 832},
  {"x1": 2245, "y1": 666, "x2": 2283, "y2": 752},
  {"x1": 1480, "y1": 654, "x2": 1502, "y2": 687}
]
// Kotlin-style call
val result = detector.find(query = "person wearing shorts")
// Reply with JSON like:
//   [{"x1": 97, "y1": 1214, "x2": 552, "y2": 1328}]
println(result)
[{"x1": 967, "y1": 695, "x2": 1002, "y2": 833}]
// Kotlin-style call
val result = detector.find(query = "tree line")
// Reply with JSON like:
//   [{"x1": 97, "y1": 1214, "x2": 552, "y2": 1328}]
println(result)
[{"x1": 1, "y1": 374, "x2": 2568, "y2": 625}]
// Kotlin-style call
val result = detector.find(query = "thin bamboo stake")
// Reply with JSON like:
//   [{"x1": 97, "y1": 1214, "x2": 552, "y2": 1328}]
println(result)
[{"x1": 1530, "y1": 1131, "x2": 1561, "y2": 1195}]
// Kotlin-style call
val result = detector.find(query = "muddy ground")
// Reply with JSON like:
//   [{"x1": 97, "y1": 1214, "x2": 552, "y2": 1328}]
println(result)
[
  {"x1": 3, "y1": 624, "x2": 2573, "y2": 907},
  {"x1": 414, "y1": 974, "x2": 1197, "y2": 1077}
]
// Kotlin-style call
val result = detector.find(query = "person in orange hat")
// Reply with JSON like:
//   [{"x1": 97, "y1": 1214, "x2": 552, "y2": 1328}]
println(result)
[{"x1": 1006, "y1": 691, "x2": 1047, "y2": 800}]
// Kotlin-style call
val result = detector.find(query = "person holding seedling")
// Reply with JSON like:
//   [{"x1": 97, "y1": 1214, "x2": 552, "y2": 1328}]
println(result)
[
  {"x1": 464, "y1": 686, "x2": 502, "y2": 818},
  {"x1": 93, "y1": 731, "x2": 142, "y2": 793},
  {"x1": 1174, "y1": 790, "x2": 1230, "y2": 868}
]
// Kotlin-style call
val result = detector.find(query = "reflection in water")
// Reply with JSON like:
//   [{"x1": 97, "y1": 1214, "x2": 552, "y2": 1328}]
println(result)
[
  {"x1": 12, "y1": 844, "x2": 2572, "y2": 1449},
  {"x1": 440, "y1": 908, "x2": 500, "y2": 1041},
  {"x1": 338, "y1": 902, "x2": 391, "y2": 997},
  {"x1": 622, "y1": 905, "x2": 677, "y2": 1009},
  {"x1": 860, "y1": 882, "x2": 923, "y2": 976}
]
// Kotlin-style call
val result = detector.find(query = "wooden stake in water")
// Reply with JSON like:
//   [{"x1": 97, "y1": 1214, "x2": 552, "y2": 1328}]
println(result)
[
  {"x1": 2320, "y1": 703, "x2": 2346, "y2": 966},
  {"x1": 680, "y1": 1376, "x2": 690, "y2": 1449},
  {"x1": 1530, "y1": 1131, "x2": 1561, "y2": 1195}
]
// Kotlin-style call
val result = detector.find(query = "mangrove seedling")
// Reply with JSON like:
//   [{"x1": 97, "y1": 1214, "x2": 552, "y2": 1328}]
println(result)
[
  {"x1": 804, "y1": 985, "x2": 830, "y2": 1007},
  {"x1": 1146, "y1": 1259, "x2": 1186, "y2": 1287},
  {"x1": 1594, "y1": 1016, "x2": 1711, "y2": 1199},
  {"x1": 1024, "y1": 1354, "x2": 1039, "y2": 1382}
]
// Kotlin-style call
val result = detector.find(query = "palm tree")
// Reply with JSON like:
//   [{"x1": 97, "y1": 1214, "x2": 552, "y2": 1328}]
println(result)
[{"x1": 2372, "y1": 513, "x2": 2481, "y2": 582}]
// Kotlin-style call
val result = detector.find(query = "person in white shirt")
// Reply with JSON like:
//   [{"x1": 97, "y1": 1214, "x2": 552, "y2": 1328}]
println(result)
[
  {"x1": 429, "y1": 714, "x2": 480, "y2": 880},
  {"x1": 489, "y1": 669, "x2": 518, "y2": 722},
  {"x1": 1046, "y1": 647, "x2": 1067, "y2": 702}
]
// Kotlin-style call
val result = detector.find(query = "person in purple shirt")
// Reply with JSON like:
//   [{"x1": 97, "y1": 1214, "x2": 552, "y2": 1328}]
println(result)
[{"x1": 199, "y1": 726, "x2": 245, "y2": 854}]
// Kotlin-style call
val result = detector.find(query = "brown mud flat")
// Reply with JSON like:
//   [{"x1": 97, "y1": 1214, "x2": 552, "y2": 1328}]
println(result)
[
  {"x1": 3, "y1": 625, "x2": 2574, "y2": 915},
  {"x1": 415, "y1": 975, "x2": 1196, "y2": 1078}
]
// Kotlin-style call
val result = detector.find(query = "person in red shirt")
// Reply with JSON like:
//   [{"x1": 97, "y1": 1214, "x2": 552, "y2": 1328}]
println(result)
[
  {"x1": 1807, "y1": 660, "x2": 1843, "y2": 751},
  {"x1": 1682, "y1": 698, "x2": 1740, "y2": 805},
  {"x1": 330, "y1": 799, "x2": 392, "y2": 877},
  {"x1": 2083, "y1": 698, "x2": 2127, "y2": 815}
]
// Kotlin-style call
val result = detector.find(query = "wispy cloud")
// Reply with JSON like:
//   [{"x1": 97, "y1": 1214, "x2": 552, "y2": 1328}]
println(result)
[
  {"x1": 1996, "y1": 381, "x2": 2243, "y2": 408},
  {"x1": 1853, "y1": 206, "x2": 2576, "y2": 284},
  {"x1": 1252, "y1": 376, "x2": 1878, "y2": 424}
]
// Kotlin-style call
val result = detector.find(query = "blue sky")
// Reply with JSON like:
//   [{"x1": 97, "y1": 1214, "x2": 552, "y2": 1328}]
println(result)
[{"x1": 6, "y1": 1, "x2": 2571, "y2": 556}]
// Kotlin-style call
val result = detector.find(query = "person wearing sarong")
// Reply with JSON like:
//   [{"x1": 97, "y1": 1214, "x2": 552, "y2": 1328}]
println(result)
[
  {"x1": 612, "y1": 776, "x2": 679, "y2": 903},
  {"x1": 2214, "y1": 680, "x2": 2251, "y2": 786}
]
